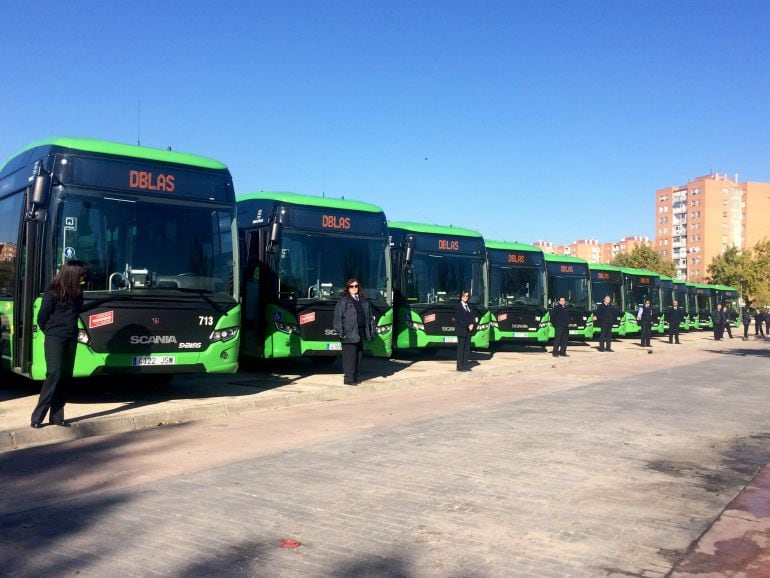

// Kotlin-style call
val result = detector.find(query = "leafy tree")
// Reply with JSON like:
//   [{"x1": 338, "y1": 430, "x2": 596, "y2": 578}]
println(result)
[
  {"x1": 611, "y1": 244, "x2": 676, "y2": 277},
  {"x1": 707, "y1": 240, "x2": 770, "y2": 306}
]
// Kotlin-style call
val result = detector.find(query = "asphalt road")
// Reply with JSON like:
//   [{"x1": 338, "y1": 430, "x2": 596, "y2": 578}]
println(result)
[{"x1": 1, "y1": 338, "x2": 769, "y2": 576}]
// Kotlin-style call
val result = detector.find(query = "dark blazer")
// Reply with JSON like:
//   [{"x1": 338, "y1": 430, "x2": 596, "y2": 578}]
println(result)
[
  {"x1": 454, "y1": 302, "x2": 476, "y2": 337},
  {"x1": 638, "y1": 306, "x2": 654, "y2": 327},
  {"x1": 666, "y1": 306, "x2": 685, "y2": 328},
  {"x1": 550, "y1": 303, "x2": 569, "y2": 328},
  {"x1": 333, "y1": 295, "x2": 375, "y2": 344},
  {"x1": 37, "y1": 291, "x2": 83, "y2": 340},
  {"x1": 595, "y1": 302, "x2": 614, "y2": 326}
]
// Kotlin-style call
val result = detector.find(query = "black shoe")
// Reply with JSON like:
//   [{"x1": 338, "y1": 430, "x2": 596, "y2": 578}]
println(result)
[
  {"x1": 598, "y1": 348, "x2": 605, "y2": 352},
  {"x1": 31, "y1": 422, "x2": 44, "y2": 429},
  {"x1": 50, "y1": 421, "x2": 70, "y2": 427},
  {"x1": 552, "y1": 353, "x2": 559, "y2": 357},
  {"x1": 560, "y1": 353, "x2": 569, "y2": 357},
  {"x1": 675, "y1": 341, "x2": 680, "y2": 344},
  {"x1": 457, "y1": 368, "x2": 470, "y2": 372},
  {"x1": 606, "y1": 348, "x2": 614, "y2": 352}
]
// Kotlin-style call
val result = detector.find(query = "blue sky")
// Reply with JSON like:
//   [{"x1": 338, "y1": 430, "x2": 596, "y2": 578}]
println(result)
[{"x1": 2, "y1": 0, "x2": 769, "y2": 245}]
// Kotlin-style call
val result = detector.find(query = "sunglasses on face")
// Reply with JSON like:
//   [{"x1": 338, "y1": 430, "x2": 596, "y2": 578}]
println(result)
[{"x1": 348, "y1": 284, "x2": 359, "y2": 288}]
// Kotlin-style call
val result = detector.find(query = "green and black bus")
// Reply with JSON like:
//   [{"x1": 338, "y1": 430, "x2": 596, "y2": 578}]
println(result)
[
  {"x1": 659, "y1": 275, "x2": 674, "y2": 333},
  {"x1": 686, "y1": 282, "x2": 700, "y2": 329},
  {"x1": 389, "y1": 222, "x2": 490, "y2": 352},
  {"x1": 486, "y1": 241, "x2": 548, "y2": 344},
  {"x1": 713, "y1": 285, "x2": 740, "y2": 327},
  {"x1": 237, "y1": 192, "x2": 392, "y2": 361},
  {"x1": 695, "y1": 284, "x2": 714, "y2": 329},
  {"x1": 543, "y1": 254, "x2": 593, "y2": 339},
  {"x1": 0, "y1": 137, "x2": 240, "y2": 379},
  {"x1": 672, "y1": 279, "x2": 691, "y2": 331},
  {"x1": 588, "y1": 263, "x2": 635, "y2": 337},
  {"x1": 621, "y1": 268, "x2": 663, "y2": 334}
]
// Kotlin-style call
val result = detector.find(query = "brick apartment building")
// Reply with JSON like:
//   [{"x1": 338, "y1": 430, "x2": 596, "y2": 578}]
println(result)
[
  {"x1": 655, "y1": 173, "x2": 770, "y2": 282},
  {"x1": 533, "y1": 236, "x2": 652, "y2": 264}
]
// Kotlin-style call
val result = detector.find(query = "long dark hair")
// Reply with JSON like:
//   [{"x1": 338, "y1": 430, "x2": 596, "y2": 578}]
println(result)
[
  {"x1": 343, "y1": 278, "x2": 366, "y2": 300},
  {"x1": 47, "y1": 260, "x2": 86, "y2": 304}
]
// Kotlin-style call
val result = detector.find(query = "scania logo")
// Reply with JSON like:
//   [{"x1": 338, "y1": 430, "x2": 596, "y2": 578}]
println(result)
[
  {"x1": 511, "y1": 324, "x2": 528, "y2": 329},
  {"x1": 130, "y1": 335, "x2": 177, "y2": 344},
  {"x1": 441, "y1": 326, "x2": 454, "y2": 332}
]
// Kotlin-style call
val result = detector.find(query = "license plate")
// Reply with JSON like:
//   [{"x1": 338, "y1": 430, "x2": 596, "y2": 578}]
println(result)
[
  {"x1": 443, "y1": 336, "x2": 458, "y2": 343},
  {"x1": 131, "y1": 356, "x2": 176, "y2": 366},
  {"x1": 513, "y1": 332, "x2": 530, "y2": 338},
  {"x1": 326, "y1": 343, "x2": 341, "y2": 351}
]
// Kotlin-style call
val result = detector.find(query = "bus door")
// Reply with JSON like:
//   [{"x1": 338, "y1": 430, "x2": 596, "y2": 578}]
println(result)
[{"x1": 242, "y1": 228, "x2": 269, "y2": 356}]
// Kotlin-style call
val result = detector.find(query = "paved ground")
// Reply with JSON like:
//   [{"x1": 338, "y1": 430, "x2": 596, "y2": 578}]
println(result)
[{"x1": 1, "y1": 332, "x2": 769, "y2": 576}]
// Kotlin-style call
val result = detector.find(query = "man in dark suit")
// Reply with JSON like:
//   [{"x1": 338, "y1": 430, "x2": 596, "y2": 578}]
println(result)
[
  {"x1": 454, "y1": 290, "x2": 477, "y2": 371},
  {"x1": 666, "y1": 299, "x2": 685, "y2": 344},
  {"x1": 594, "y1": 295, "x2": 614, "y2": 352},
  {"x1": 638, "y1": 299, "x2": 654, "y2": 347},
  {"x1": 550, "y1": 296, "x2": 570, "y2": 357}
]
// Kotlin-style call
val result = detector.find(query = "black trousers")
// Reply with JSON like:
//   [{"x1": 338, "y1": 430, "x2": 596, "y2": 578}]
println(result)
[
  {"x1": 640, "y1": 324, "x2": 652, "y2": 347},
  {"x1": 724, "y1": 322, "x2": 733, "y2": 338},
  {"x1": 668, "y1": 325, "x2": 680, "y2": 343},
  {"x1": 598, "y1": 324, "x2": 612, "y2": 350},
  {"x1": 744, "y1": 324, "x2": 750, "y2": 338},
  {"x1": 552, "y1": 326, "x2": 568, "y2": 355},
  {"x1": 756, "y1": 320, "x2": 765, "y2": 336},
  {"x1": 341, "y1": 340, "x2": 363, "y2": 384},
  {"x1": 456, "y1": 334, "x2": 471, "y2": 369},
  {"x1": 31, "y1": 336, "x2": 77, "y2": 425}
]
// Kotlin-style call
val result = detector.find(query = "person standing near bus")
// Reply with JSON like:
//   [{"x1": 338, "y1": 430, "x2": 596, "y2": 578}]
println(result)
[
  {"x1": 333, "y1": 278, "x2": 375, "y2": 386},
  {"x1": 550, "y1": 296, "x2": 570, "y2": 357},
  {"x1": 594, "y1": 295, "x2": 614, "y2": 352},
  {"x1": 666, "y1": 299, "x2": 685, "y2": 344},
  {"x1": 711, "y1": 303, "x2": 725, "y2": 340},
  {"x1": 742, "y1": 307, "x2": 752, "y2": 340},
  {"x1": 638, "y1": 299, "x2": 654, "y2": 347},
  {"x1": 454, "y1": 290, "x2": 476, "y2": 371},
  {"x1": 722, "y1": 303, "x2": 734, "y2": 338},
  {"x1": 31, "y1": 260, "x2": 86, "y2": 428}
]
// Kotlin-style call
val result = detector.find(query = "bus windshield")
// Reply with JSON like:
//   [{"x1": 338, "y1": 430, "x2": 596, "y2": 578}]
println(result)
[
  {"x1": 489, "y1": 265, "x2": 544, "y2": 307},
  {"x1": 591, "y1": 281, "x2": 622, "y2": 309},
  {"x1": 548, "y1": 275, "x2": 589, "y2": 310},
  {"x1": 54, "y1": 190, "x2": 235, "y2": 299},
  {"x1": 278, "y1": 231, "x2": 389, "y2": 304},
  {"x1": 405, "y1": 252, "x2": 485, "y2": 305},
  {"x1": 626, "y1": 283, "x2": 660, "y2": 310}
]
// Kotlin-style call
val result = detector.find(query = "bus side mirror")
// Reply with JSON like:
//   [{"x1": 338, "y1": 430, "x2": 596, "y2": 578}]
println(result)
[
  {"x1": 268, "y1": 221, "x2": 282, "y2": 252},
  {"x1": 31, "y1": 174, "x2": 51, "y2": 206}
]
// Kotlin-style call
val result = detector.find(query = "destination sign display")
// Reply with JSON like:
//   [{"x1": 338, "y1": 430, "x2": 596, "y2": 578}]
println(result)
[
  {"x1": 286, "y1": 207, "x2": 387, "y2": 235},
  {"x1": 590, "y1": 269, "x2": 621, "y2": 283},
  {"x1": 545, "y1": 261, "x2": 588, "y2": 276},
  {"x1": 64, "y1": 156, "x2": 232, "y2": 202},
  {"x1": 488, "y1": 249, "x2": 544, "y2": 268},
  {"x1": 409, "y1": 234, "x2": 484, "y2": 255}
]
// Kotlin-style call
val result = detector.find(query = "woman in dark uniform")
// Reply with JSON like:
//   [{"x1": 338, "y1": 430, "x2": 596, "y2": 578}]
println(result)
[
  {"x1": 333, "y1": 278, "x2": 375, "y2": 385},
  {"x1": 454, "y1": 290, "x2": 476, "y2": 371}
]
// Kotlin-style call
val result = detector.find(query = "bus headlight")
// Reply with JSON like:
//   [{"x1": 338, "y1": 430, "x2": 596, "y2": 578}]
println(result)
[
  {"x1": 376, "y1": 324, "x2": 392, "y2": 335},
  {"x1": 491, "y1": 321, "x2": 499, "y2": 328},
  {"x1": 406, "y1": 319, "x2": 424, "y2": 331},
  {"x1": 210, "y1": 326, "x2": 240, "y2": 342},
  {"x1": 77, "y1": 329, "x2": 90, "y2": 344},
  {"x1": 274, "y1": 321, "x2": 300, "y2": 335}
]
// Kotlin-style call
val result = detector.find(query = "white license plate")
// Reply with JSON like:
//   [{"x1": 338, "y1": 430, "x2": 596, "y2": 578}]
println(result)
[
  {"x1": 326, "y1": 343, "x2": 342, "y2": 351},
  {"x1": 443, "y1": 336, "x2": 458, "y2": 343},
  {"x1": 569, "y1": 330, "x2": 582, "y2": 335},
  {"x1": 131, "y1": 356, "x2": 176, "y2": 366},
  {"x1": 513, "y1": 332, "x2": 530, "y2": 338}
]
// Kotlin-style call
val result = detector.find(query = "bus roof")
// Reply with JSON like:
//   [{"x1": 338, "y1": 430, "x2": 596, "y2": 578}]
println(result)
[
  {"x1": 621, "y1": 267, "x2": 661, "y2": 278},
  {"x1": 485, "y1": 240, "x2": 542, "y2": 252},
  {"x1": 672, "y1": 279, "x2": 687, "y2": 285},
  {"x1": 543, "y1": 253, "x2": 588, "y2": 265},
  {"x1": 587, "y1": 263, "x2": 622, "y2": 272},
  {"x1": 1, "y1": 137, "x2": 227, "y2": 173},
  {"x1": 387, "y1": 221, "x2": 482, "y2": 239},
  {"x1": 238, "y1": 191, "x2": 384, "y2": 214}
]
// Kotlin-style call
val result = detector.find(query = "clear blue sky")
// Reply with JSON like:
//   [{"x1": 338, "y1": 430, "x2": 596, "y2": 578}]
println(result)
[{"x1": 2, "y1": 0, "x2": 769, "y2": 245}]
